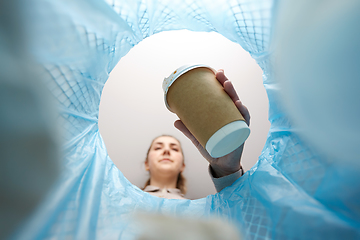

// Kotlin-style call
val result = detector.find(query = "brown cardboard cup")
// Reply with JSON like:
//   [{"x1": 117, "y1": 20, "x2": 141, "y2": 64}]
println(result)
[{"x1": 163, "y1": 64, "x2": 250, "y2": 158}]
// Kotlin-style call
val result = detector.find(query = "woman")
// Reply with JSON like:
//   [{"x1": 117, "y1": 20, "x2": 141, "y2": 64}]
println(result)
[
  {"x1": 143, "y1": 69, "x2": 250, "y2": 199},
  {"x1": 143, "y1": 135, "x2": 187, "y2": 199}
]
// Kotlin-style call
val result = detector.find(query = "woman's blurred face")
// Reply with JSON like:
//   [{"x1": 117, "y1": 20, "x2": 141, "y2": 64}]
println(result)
[{"x1": 145, "y1": 136, "x2": 185, "y2": 176}]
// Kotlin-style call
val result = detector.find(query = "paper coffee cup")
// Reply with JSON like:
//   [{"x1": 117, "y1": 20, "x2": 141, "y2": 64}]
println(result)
[{"x1": 163, "y1": 64, "x2": 250, "y2": 158}]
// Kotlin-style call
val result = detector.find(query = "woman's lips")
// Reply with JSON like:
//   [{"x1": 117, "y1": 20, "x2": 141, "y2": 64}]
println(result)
[{"x1": 159, "y1": 158, "x2": 172, "y2": 162}]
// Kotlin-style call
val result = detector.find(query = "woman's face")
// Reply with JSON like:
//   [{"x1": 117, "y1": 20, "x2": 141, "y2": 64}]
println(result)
[{"x1": 145, "y1": 136, "x2": 185, "y2": 176}]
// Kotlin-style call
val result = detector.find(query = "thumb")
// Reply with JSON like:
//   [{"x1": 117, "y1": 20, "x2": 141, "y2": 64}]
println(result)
[{"x1": 174, "y1": 120, "x2": 200, "y2": 147}]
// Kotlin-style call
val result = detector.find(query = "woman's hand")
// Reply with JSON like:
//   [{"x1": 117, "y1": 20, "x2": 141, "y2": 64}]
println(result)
[{"x1": 174, "y1": 69, "x2": 250, "y2": 178}]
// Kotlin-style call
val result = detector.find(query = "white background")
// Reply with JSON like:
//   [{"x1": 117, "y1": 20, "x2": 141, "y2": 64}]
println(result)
[{"x1": 99, "y1": 30, "x2": 270, "y2": 199}]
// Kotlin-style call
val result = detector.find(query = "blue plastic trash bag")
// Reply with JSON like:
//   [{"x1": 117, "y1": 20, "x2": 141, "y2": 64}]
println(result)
[{"x1": 1, "y1": 0, "x2": 359, "y2": 239}]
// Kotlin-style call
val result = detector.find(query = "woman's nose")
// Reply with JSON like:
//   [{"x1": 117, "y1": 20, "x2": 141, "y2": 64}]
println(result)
[{"x1": 162, "y1": 148, "x2": 170, "y2": 155}]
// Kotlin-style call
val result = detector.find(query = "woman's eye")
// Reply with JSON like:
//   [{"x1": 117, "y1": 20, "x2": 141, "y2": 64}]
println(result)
[
  {"x1": 154, "y1": 147, "x2": 161, "y2": 150},
  {"x1": 172, "y1": 148, "x2": 179, "y2": 152}
]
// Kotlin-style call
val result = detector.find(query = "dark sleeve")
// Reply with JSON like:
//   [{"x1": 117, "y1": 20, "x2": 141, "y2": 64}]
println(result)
[{"x1": 208, "y1": 165, "x2": 244, "y2": 192}]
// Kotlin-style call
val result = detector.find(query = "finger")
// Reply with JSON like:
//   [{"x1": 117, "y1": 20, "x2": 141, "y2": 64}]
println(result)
[
  {"x1": 174, "y1": 120, "x2": 189, "y2": 136},
  {"x1": 235, "y1": 100, "x2": 250, "y2": 126},
  {"x1": 215, "y1": 69, "x2": 228, "y2": 86},
  {"x1": 174, "y1": 120, "x2": 201, "y2": 146},
  {"x1": 175, "y1": 120, "x2": 212, "y2": 160},
  {"x1": 223, "y1": 80, "x2": 240, "y2": 103}
]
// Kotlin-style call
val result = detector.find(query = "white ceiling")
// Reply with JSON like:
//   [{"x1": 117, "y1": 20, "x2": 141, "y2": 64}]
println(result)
[{"x1": 99, "y1": 30, "x2": 270, "y2": 199}]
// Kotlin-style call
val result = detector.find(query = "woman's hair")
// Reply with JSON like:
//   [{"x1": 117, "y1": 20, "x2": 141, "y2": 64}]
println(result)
[{"x1": 143, "y1": 135, "x2": 187, "y2": 195}]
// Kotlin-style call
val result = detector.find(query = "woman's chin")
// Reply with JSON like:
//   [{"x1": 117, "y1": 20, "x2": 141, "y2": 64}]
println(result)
[{"x1": 157, "y1": 166, "x2": 179, "y2": 174}]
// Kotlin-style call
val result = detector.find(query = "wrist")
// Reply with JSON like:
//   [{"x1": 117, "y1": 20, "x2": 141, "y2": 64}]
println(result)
[{"x1": 210, "y1": 164, "x2": 241, "y2": 178}]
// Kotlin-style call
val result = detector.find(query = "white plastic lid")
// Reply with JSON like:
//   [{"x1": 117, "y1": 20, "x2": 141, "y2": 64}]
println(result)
[
  {"x1": 163, "y1": 64, "x2": 216, "y2": 112},
  {"x1": 205, "y1": 120, "x2": 250, "y2": 158}
]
